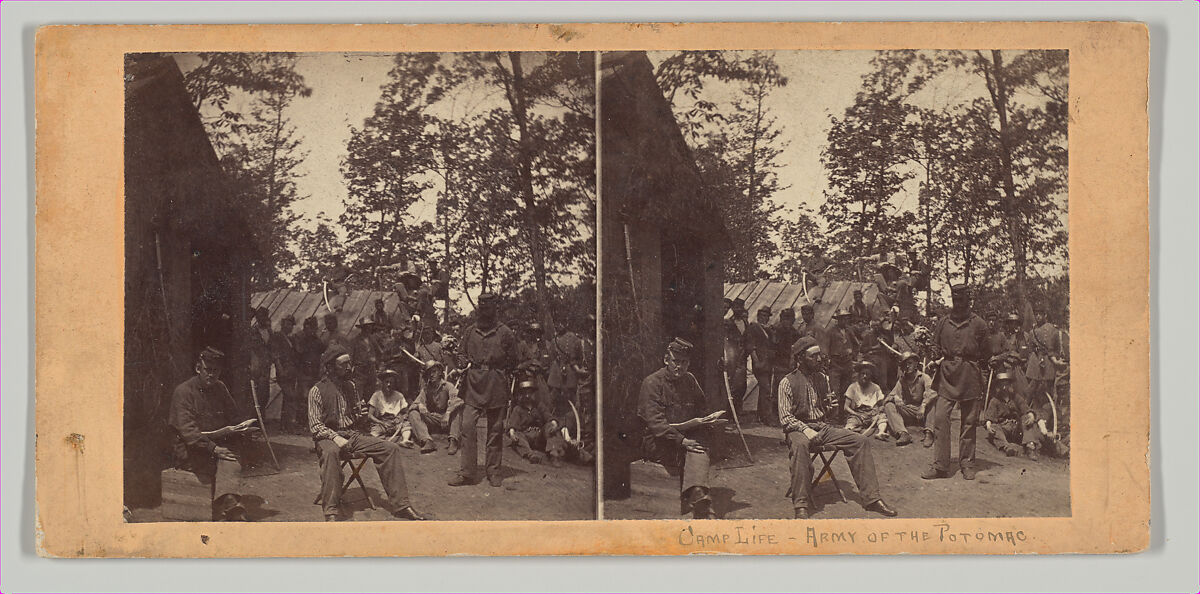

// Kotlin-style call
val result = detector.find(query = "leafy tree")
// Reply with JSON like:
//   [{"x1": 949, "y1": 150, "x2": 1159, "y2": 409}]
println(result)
[
  {"x1": 293, "y1": 213, "x2": 345, "y2": 291},
  {"x1": 182, "y1": 52, "x2": 312, "y2": 289},
  {"x1": 339, "y1": 53, "x2": 445, "y2": 289},
  {"x1": 820, "y1": 58, "x2": 917, "y2": 278},
  {"x1": 655, "y1": 51, "x2": 789, "y2": 281}
]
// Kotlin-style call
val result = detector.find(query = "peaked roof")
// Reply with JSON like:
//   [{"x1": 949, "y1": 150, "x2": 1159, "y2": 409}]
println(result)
[{"x1": 724, "y1": 279, "x2": 887, "y2": 329}]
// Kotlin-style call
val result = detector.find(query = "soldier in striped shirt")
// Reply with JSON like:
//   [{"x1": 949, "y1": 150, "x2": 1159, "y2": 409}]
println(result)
[
  {"x1": 777, "y1": 336, "x2": 897, "y2": 519},
  {"x1": 309, "y1": 345, "x2": 425, "y2": 522}
]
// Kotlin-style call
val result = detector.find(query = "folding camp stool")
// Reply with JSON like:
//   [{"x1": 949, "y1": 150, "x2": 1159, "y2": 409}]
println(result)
[
  {"x1": 313, "y1": 452, "x2": 376, "y2": 510},
  {"x1": 809, "y1": 446, "x2": 848, "y2": 503}
]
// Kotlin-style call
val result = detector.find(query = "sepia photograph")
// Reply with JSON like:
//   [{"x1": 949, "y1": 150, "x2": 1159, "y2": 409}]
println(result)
[
  {"x1": 122, "y1": 50, "x2": 597, "y2": 523},
  {"x1": 31, "y1": 20, "x2": 1151, "y2": 559},
  {"x1": 601, "y1": 49, "x2": 1070, "y2": 520}
]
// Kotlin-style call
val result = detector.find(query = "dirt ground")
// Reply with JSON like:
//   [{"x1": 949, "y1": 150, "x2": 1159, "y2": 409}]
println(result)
[
  {"x1": 130, "y1": 424, "x2": 596, "y2": 523},
  {"x1": 603, "y1": 415, "x2": 1070, "y2": 520}
]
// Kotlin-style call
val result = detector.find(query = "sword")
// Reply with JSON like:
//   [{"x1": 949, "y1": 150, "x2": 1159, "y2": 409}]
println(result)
[
  {"x1": 982, "y1": 369, "x2": 994, "y2": 413},
  {"x1": 248, "y1": 380, "x2": 281, "y2": 471},
  {"x1": 566, "y1": 400, "x2": 584, "y2": 447},
  {"x1": 322, "y1": 281, "x2": 333, "y2": 313},
  {"x1": 722, "y1": 371, "x2": 754, "y2": 463}
]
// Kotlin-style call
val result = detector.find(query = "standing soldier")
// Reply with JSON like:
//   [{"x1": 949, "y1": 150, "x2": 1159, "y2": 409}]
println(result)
[
  {"x1": 923, "y1": 283, "x2": 991, "y2": 481},
  {"x1": 769, "y1": 308, "x2": 800, "y2": 427},
  {"x1": 517, "y1": 321, "x2": 552, "y2": 377},
  {"x1": 894, "y1": 259, "x2": 920, "y2": 321},
  {"x1": 248, "y1": 307, "x2": 273, "y2": 414},
  {"x1": 270, "y1": 315, "x2": 301, "y2": 434},
  {"x1": 1025, "y1": 304, "x2": 1067, "y2": 402},
  {"x1": 371, "y1": 298, "x2": 391, "y2": 330},
  {"x1": 322, "y1": 312, "x2": 352, "y2": 353},
  {"x1": 295, "y1": 317, "x2": 326, "y2": 427},
  {"x1": 548, "y1": 321, "x2": 584, "y2": 413},
  {"x1": 350, "y1": 319, "x2": 384, "y2": 403},
  {"x1": 850, "y1": 289, "x2": 871, "y2": 324},
  {"x1": 449, "y1": 293, "x2": 517, "y2": 488},
  {"x1": 826, "y1": 309, "x2": 857, "y2": 420},
  {"x1": 746, "y1": 306, "x2": 774, "y2": 426}
]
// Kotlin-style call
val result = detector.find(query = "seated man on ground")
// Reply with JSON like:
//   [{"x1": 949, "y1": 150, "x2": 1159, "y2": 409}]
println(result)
[
  {"x1": 369, "y1": 369, "x2": 429, "y2": 452},
  {"x1": 984, "y1": 372, "x2": 1069, "y2": 460},
  {"x1": 505, "y1": 378, "x2": 566, "y2": 466},
  {"x1": 982, "y1": 371, "x2": 1040, "y2": 459},
  {"x1": 881, "y1": 352, "x2": 937, "y2": 447},
  {"x1": 778, "y1": 337, "x2": 897, "y2": 519},
  {"x1": 309, "y1": 345, "x2": 425, "y2": 521},
  {"x1": 638, "y1": 338, "x2": 726, "y2": 519},
  {"x1": 843, "y1": 360, "x2": 889, "y2": 438},
  {"x1": 167, "y1": 347, "x2": 260, "y2": 521},
  {"x1": 407, "y1": 359, "x2": 464, "y2": 455}
]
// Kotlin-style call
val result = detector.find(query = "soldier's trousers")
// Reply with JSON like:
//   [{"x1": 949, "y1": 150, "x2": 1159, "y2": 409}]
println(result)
[
  {"x1": 931, "y1": 396, "x2": 981, "y2": 471},
  {"x1": 508, "y1": 425, "x2": 566, "y2": 460},
  {"x1": 985, "y1": 419, "x2": 1042, "y2": 454},
  {"x1": 315, "y1": 432, "x2": 411, "y2": 516},
  {"x1": 785, "y1": 426, "x2": 881, "y2": 510},
  {"x1": 459, "y1": 404, "x2": 504, "y2": 480},
  {"x1": 753, "y1": 369, "x2": 773, "y2": 424},
  {"x1": 883, "y1": 401, "x2": 933, "y2": 436},
  {"x1": 644, "y1": 435, "x2": 712, "y2": 514},
  {"x1": 408, "y1": 408, "x2": 463, "y2": 445}
]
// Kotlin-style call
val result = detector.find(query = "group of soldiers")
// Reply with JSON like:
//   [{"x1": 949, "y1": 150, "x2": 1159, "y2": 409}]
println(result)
[
  {"x1": 167, "y1": 263, "x2": 596, "y2": 522},
  {"x1": 640, "y1": 266, "x2": 1071, "y2": 519}
]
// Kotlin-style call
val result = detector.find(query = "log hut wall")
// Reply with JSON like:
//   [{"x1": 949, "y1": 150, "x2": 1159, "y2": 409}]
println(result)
[
  {"x1": 123, "y1": 55, "x2": 254, "y2": 507},
  {"x1": 600, "y1": 52, "x2": 727, "y2": 499}
]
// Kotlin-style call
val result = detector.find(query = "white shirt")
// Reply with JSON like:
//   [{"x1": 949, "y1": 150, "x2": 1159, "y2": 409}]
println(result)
[
  {"x1": 369, "y1": 389, "x2": 408, "y2": 417},
  {"x1": 844, "y1": 380, "x2": 884, "y2": 410}
]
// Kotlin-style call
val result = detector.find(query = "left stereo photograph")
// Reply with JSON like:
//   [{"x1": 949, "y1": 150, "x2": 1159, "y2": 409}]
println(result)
[{"x1": 123, "y1": 51, "x2": 597, "y2": 523}]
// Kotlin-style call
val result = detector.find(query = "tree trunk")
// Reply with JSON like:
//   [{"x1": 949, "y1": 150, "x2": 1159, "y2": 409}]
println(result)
[
  {"x1": 984, "y1": 50, "x2": 1028, "y2": 310},
  {"x1": 504, "y1": 52, "x2": 552, "y2": 328}
]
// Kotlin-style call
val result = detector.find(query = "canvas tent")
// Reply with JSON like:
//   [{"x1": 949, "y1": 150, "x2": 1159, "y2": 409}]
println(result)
[
  {"x1": 249, "y1": 288, "x2": 417, "y2": 341},
  {"x1": 724, "y1": 279, "x2": 890, "y2": 329}
]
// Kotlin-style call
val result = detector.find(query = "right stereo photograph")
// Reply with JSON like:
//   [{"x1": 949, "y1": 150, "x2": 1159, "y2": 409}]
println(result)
[{"x1": 600, "y1": 49, "x2": 1070, "y2": 521}]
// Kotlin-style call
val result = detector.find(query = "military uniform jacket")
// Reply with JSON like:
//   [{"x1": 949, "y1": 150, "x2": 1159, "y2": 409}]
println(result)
[
  {"x1": 168, "y1": 375, "x2": 238, "y2": 467},
  {"x1": 548, "y1": 331, "x2": 582, "y2": 389},
  {"x1": 295, "y1": 331, "x2": 326, "y2": 380},
  {"x1": 772, "y1": 322, "x2": 800, "y2": 370},
  {"x1": 745, "y1": 322, "x2": 773, "y2": 373},
  {"x1": 460, "y1": 321, "x2": 517, "y2": 409},
  {"x1": 931, "y1": 312, "x2": 990, "y2": 401},
  {"x1": 1025, "y1": 322, "x2": 1065, "y2": 381},
  {"x1": 637, "y1": 367, "x2": 707, "y2": 447}
]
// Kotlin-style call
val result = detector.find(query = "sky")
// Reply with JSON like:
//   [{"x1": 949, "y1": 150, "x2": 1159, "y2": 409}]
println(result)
[
  {"x1": 645, "y1": 50, "x2": 1067, "y2": 285},
  {"x1": 173, "y1": 52, "x2": 509, "y2": 232},
  {"x1": 173, "y1": 50, "x2": 1064, "y2": 297}
]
